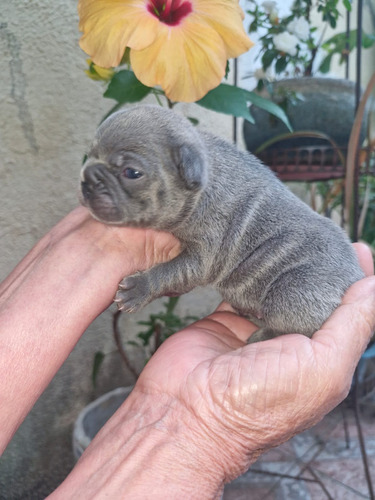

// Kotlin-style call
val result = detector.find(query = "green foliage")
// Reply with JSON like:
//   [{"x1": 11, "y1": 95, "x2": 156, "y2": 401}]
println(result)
[
  {"x1": 101, "y1": 69, "x2": 293, "y2": 130},
  {"x1": 131, "y1": 296, "x2": 198, "y2": 352},
  {"x1": 197, "y1": 84, "x2": 253, "y2": 122},
  {"x1": 104, "y1": 69, "x2": 152, "y2": 103},
  {"x1": 92, "y1": 351, "x2": 105, "y2": 388},
  {"x1": 319, "y1": 30, "x2": 375, "y2": 73},
  {"x1": 91, "y1": 296, "x2": 198, "y2": 386},
  {"x1": 311, "y1": 179, "x2": 344, "y2": 218},
  {"x1": 312, "y1": 173, "x2": 375, "y2": 249},
  {"x1": 317, "y1": 0, "x2": 342, "y2": 28},
  {"x1": 246, "y1": 0, "x2": 371, "y2": 79},
  {"x1": 197, "y1": 83, "x2": 292, "y2": 130},
  {"x1": 261, "y1": 49, "x2": 279, "y2": 71}
]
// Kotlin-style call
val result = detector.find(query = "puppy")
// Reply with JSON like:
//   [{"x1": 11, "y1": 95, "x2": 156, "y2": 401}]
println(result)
[{"x1": 80, "y1": 105, "x2": 364, "y2": 338}]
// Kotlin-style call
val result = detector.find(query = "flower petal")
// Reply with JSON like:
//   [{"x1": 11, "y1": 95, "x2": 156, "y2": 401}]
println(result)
[
  {"x1": 195, "y1": 0, "x2": 254, "y2": 58},
  {"x1": 131, "y1": 18, "x2": 229, "y2": 102},
  {"x1": 78, "y1": 0, "x2": 160, "y2": 67},
  {"x1": 78, "y1": 0, "x2": 254, "y2": 101}
]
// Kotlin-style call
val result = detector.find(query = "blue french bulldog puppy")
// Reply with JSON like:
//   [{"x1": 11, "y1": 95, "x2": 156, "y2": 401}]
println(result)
[{"x1": 80, "y1": 105, "x2": 364, "y2": 339}]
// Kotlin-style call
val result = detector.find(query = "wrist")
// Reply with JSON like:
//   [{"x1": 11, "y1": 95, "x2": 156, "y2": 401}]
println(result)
[
  {"x1": 119, "y1": 391, "x2": 225, "y2": 498},
  {"x1": 52, "y1": 389, "x2": 228, "y2": 499},
  {"x1": 128, "y1": 391, "x2": 225, "y2": 498}
]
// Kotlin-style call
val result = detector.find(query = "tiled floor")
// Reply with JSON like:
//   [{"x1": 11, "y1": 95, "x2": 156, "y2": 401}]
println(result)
[{"x1": 223, "y1": 404, "x2": 375, "y2": 499}]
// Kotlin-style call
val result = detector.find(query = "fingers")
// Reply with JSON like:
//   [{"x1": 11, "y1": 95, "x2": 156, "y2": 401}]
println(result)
[
  {"x1": 312, "y1": 244, "x2": 374, "y2": 374},
  {"x1": 149, "y1": 229, "x2": 181, "y2": 265},
  {"x1": 353, "y1": 242, "x2": 374, "y2": 276},
  {"x1": 215, "y1": 301, "x2": 237, "y2": 313},
  {"x1": 312, "y1": 276, "x2": 375, "y2": 378},
  {"x1": 211, "y1": 302, "x2": 259, "y2": 342}
]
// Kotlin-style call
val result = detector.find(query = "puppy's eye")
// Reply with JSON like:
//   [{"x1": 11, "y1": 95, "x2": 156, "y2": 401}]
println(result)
[{"x1": 123, "y1": 167, "x2": 143, "y2": 179}]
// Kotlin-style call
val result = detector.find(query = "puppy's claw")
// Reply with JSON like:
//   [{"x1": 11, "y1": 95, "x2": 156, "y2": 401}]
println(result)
[
  {"x1": 113, "y1": 297, "x2": 126, "y2": 311},
  {"x1": 114, "y1": 272, "x2": 153, "y2": 312},
  {"x1": 118, "y1": 279, "x2": 136, "y2": 290}
]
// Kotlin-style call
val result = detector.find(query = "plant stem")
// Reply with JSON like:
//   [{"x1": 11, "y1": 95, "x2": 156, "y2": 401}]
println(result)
[
  {"x1": 166, "y1": 296, "x2": 179, "y2": 315},
  {"x1": 167, "y1": 98, "x2": 176, "y2": 109},
  {"x1": 153, "y1": 323, "x2": 162, "y2": 353},
  {"x1": 152, "y1": 90, "x2": 164, "y2": 107},
  {"x1": 113, "y1": 310, "x2": 139, "y2": 381}
]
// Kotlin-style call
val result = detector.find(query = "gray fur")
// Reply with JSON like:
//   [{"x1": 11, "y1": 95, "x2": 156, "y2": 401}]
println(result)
[{"x1": 80, "y1": 105, "x2": 364, "y2": 338}]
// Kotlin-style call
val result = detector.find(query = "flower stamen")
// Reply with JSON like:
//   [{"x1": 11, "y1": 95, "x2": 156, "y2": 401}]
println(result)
[{"x1": 147, "y1": 0, "x2": 193, "y2": 26}]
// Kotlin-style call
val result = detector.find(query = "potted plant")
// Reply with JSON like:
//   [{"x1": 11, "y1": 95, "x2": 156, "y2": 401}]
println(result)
[{"x1": 243, "y1": 0, "x2": 375, "y2": 160}]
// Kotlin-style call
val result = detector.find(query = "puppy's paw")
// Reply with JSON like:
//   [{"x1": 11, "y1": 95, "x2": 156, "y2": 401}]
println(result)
[{"x1": 114, "y1": 272, "x2": 153, "y2": 312}]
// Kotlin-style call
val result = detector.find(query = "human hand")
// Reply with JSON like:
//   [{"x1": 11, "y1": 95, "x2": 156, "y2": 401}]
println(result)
[
  {"x1": 52, "y1": 243, "x2": 375, "y2": 499},
  {"x1": 0, "y1": 207, "x2": 180, "y2": 453}
]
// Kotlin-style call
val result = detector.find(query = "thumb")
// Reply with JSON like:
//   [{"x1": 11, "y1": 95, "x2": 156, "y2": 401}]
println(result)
[{"x1": 312, "y1": 276, "x2": 375, "y2": 384}]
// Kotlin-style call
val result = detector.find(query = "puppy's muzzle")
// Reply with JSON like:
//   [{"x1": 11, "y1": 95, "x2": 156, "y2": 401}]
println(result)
[
  {"x1": 81, "y1": 163, "x2": 107, "y2": 201},
  {"x1": 80, "y1": 163, "x2": 124, "y2": 223}
]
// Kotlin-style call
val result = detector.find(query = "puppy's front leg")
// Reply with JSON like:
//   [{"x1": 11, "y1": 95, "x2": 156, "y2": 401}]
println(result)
[{"x1": 115, "y1": 250, "x2": 205, "y2": 312}]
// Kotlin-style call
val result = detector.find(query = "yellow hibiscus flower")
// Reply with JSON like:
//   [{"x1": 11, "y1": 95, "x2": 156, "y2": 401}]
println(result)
[{"x1": 78, "y1": 0, "x2": 253, "y2": 102}]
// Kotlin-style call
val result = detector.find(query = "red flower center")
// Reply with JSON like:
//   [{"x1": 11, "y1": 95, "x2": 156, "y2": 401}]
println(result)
[{"x1": 148, "y1": 0, "x2": 193, "y2": 26}]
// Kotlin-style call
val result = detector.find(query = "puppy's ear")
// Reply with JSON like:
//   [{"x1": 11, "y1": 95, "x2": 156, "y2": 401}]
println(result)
[{"x1": 177, "y1": 144, "x2": 208, "y2": 190}]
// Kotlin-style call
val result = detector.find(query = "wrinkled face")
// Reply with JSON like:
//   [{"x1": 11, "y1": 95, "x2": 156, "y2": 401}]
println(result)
[
  {"x1": 80, "y1": 149, "x2": 156, "y2": 225},
  {"x1": 79, "y1": 106, "x2": 208, "y2": 229}
]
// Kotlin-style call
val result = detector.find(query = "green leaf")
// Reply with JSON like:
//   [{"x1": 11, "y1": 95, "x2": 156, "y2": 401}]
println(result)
[
  {"x1": 318, "y1": 53, "x2": 334, "y2": 73},
  {"x1": 319, "y1": 29, "x2": 375, "y2": 73},
  {"x1": 187, "y1": 117, "x2": 199, "y2": 126},
  {"x1": 104, "y1": 70, "x2": 152, "y2": 103},
  {"x1": 137, "y1": 329, "x2": 155, "y2": 347},
  {"x1": 262, "y1": 49, "x2": 278, "y2": 70},
  {"x1": 126, "y1": 340, "x2": 140, "y2": 347},
  {"x1": 342, "y1": 0, "x2": 352, "y2": 11},
  {"x1": 327, "y1": 12, "x2": 337, "y2": 29},
  {"x1": 165, "y1": 296, "x2": 180, "y2": 315},
  {"x1": 362, "y1": 32, "x2": 375, "y2": 49},
  {"x1": 249, "y1": 19, "x2": 258, "y2": 32},
  {"x1": 322, "y1": 30, "x2": 355, "y2": 51},
  {"x1": 224, "y1": 61, "x2": 230, "y2": 79},
  {"x1": 92, "y1": 351, "x2": 105, "y2": 388},
  {"x1": 197, "y1": 84, "x2": 292, "y2": 131},
  {"x1": 275, "y1": 56, "x2": 288, "y2": 74},
  {"x1": 197, "y1": 84, "x2": 254, "y2": 123},
  {"x1": 323, "y1": 30, "x2": 375, "y2": 53},
  {"x1": 247, "y1": 90, "x2": 293, "y2": 131}
]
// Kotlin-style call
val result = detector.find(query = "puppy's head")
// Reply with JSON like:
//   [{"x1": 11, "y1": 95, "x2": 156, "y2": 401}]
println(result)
[{"x1": 80, "y1": 105, "x2": 209, "y2": 230}]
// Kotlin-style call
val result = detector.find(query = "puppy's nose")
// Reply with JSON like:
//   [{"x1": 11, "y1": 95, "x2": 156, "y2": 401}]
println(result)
[
  {"x1": 81, "y1": 163, "x2": 108, "y2": 200},
  {"x1": 82, "y1": 163, "x2": 106, "y2": 185}
]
